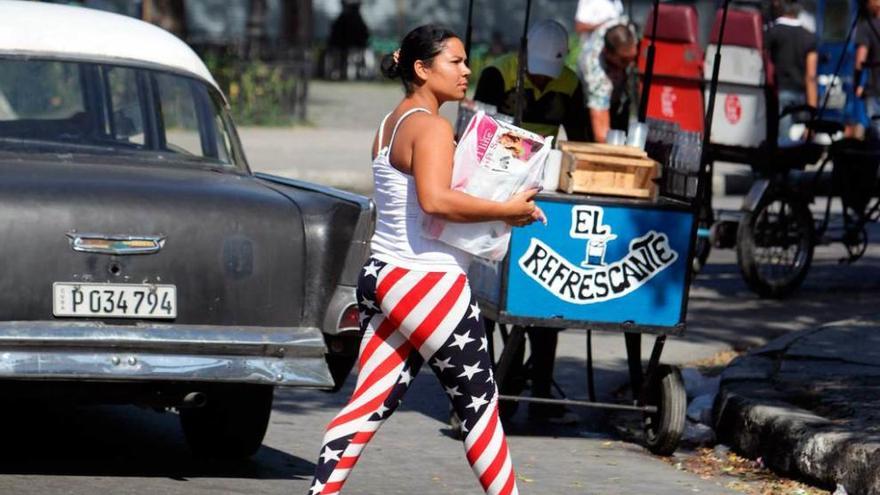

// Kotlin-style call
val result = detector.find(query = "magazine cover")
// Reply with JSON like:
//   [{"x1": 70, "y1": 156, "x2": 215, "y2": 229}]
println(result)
[{"x1": 424, "y1": 111, "x2": 552, "y2": 260}]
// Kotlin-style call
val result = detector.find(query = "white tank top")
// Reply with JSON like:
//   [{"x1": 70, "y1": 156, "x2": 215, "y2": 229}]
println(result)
[{"x1": 370, "y1": 108, "x2": 472, "y2": 273}]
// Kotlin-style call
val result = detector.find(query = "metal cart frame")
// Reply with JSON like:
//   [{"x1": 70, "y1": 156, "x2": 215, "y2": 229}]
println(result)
[{"x1": 460, "y1": 0, "x2": 734, "y2": 455}]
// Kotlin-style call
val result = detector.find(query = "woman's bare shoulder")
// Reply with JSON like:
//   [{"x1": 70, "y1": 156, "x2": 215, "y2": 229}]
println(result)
[{"x1": 406, "y1": 112, "x2": 454, "y2": 139}]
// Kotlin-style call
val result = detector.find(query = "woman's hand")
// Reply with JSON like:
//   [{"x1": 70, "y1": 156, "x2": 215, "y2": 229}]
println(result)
[{"x1": 503, "y1": 189, "x2": 546, "y2": 227}]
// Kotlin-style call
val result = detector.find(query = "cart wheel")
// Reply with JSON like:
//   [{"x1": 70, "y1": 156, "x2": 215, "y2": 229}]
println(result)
[
  {"x1": 642, "y1": 365, "x2": 686, "y2": 456},
  {"x1": 736, "y1": 189, "x2": 814, "y2": 298}
]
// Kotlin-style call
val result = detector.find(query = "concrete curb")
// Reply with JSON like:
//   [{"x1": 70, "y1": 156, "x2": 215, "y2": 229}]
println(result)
[{"x1": 713, "y1": 350, "x2": 880, "y2": 494}]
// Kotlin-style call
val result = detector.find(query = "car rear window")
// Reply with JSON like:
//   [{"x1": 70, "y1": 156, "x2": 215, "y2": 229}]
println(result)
[
  {"x1": 0, "y1": 57, "x2": 242, "y2": 169},
  {"x1": 0, "y1": 60, "x2": 84, "y2": 122}
]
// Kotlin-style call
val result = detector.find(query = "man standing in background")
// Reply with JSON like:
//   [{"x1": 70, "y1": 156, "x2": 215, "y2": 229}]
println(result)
[
  {"x1": 574, "y1": 0, "x2": 624, "y2": 41},
  {"x1": 474, "y1": 20, "x2": 588, "y2": 424},
  {"x1": 574, "y1": 0, "x2": 627, "y2": 142},
  {"x1": 326, "y1": 0, "x2": 370, "y2": 80},
  {"x1": 766, "y1": 0, "x2": 818, "y2": 146},
  {"x1": 580, "y1": 23, "x2": 638, "y2": 143},
  {"x1": 474, "y1": 19, "x2": 590, "y2": 141},
  {"x1": 856, "y1": 0, "x2": 880, "y2": 140}
]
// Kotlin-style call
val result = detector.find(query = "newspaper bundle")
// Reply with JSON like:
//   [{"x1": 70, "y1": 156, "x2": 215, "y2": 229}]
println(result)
[{"x1": 422, "y1": 111, "x2": 552, "y2": 260}]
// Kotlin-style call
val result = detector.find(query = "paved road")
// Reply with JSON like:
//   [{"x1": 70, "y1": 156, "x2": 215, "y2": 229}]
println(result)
[
  {"x1": 2, "y1": 238, "x2": 877, "y2": 495},
  {"x1": 1, "y1": 82, "x2": 876, "y2": 494}
]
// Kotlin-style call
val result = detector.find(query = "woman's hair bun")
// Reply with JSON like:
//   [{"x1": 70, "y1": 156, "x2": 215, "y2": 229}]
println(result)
[
  {"x1": 380, "y1": 53, "x2": 401, "y2": 79},
  {"x1": 382, "y1": 25, "x2": 458, "y2": 93}
]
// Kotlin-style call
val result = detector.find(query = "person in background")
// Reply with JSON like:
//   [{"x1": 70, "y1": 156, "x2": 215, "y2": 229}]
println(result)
[
  {"x1": 766, "y1": 0, "x2": 818, "y2": 146},
  {"x1": 856, "y1": 0, "x2": 880, "y2": 140},
  {"x1": 473, "y1": 19, "x2": 590, "y2": 141},
  {"x1": 574, "y1": 0, "x2": 624, "y2": 40},
  {"x1": 474, "y1": 20, "x2": 587, "y2": 424},
  {"x1": 326, "y1": 0, "x2": 370, "y2": 80},
  {"x1": 489, "y1": 30, "x2": 507, "y2": 58},
  {"x1": 580, "y1": 23, "x2": 638, "y2": 143}
]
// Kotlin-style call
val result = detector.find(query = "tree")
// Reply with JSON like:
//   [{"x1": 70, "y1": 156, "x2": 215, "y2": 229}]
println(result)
[{"x1": 141, "y1": 0, "x2": 187, "y2": 39}]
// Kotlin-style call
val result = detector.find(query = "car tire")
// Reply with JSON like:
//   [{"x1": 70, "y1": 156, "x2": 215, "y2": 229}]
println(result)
[{"x1": 179, "y1": 384, "x2": 274, "y2": 460}]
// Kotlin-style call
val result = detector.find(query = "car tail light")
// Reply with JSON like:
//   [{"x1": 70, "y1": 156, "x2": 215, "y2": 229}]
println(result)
[{"x1": 337, "y1": 304, "x2": 360, "y2": 332}]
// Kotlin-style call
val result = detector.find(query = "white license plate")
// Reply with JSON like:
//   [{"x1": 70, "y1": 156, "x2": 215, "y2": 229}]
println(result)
[{"x1": 53, "y1": 283, "x2": 177, "y2": 319}]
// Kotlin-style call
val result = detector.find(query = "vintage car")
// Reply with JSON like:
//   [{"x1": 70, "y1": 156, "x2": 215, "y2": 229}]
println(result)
[{"x1": 0, "y1": 1, "x2": 370, "y2": 458}]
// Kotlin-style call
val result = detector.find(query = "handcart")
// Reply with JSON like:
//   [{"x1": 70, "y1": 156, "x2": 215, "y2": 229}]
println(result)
[
  {"x1": 458, "y1": 0, "x2": 735, "y2": 455},
  {"x1": 468, "y1": 188, "x2": 697, "y2": 455}
]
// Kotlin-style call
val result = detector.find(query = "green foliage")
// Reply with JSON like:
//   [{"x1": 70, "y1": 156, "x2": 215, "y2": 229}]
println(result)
[{"x1": 204, "y1": 53, "x2": 300, "y2": 126}]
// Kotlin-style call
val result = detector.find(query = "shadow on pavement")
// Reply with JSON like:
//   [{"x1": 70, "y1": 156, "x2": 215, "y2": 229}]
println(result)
[
  {"x1": 0, "y1": 402, "x2": 312, "y2": 480},
  {"x1": 686, "y1": 257, "x2": 880, "y2": 349},
  {"x1": 268, "y1": 254, "x2": 880, "y2": 451}
]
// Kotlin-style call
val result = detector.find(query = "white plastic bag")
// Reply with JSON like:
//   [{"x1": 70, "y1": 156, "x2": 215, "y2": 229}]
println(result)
[{"x1": 422, "y1": 111, "x2": 552, "y2": 260}]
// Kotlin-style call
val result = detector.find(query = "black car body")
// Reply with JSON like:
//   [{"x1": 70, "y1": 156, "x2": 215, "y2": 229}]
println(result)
[{"x1": 0, "y1": 1, "x2": 370, "y2": 458}]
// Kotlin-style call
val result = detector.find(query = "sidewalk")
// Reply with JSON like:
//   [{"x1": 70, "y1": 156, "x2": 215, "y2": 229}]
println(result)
[
  {"x1": 241, "y1": 81, "x2": 757, "y2": 197},
  {"x1": 713, "y1": 318, "x2": 880, "y2": 494}
]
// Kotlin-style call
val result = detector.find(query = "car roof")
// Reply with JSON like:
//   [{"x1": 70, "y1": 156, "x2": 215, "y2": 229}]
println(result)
[{"x1": 0, "y1": 0, "x2": 220, "y2": 92}]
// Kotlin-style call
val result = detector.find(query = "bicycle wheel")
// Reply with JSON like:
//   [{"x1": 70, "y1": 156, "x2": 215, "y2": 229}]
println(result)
[{"x1": 736, "y1": 189, "x2": 814, "y2": 298}]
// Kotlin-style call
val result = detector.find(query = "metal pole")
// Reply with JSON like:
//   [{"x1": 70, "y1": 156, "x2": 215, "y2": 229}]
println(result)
[
  {"x1": 637, "y1": 0, "x2": 661, "y2": 123},
  {"x1": 701, "y1": 0, "x2": 731, "y2": 156},
  {"x1": 587, "y1": 330, "x2": 596, "y2": 402},
  {"x1": 696, "y1": 0, "x2": 732, "y2": 206},
  {"x1": 497, "y1": 395, "x2": 658, "y2": 414},
  {"x1": 513, "y1": 0, "x2": 533, "y2": 126},
  {"x1": 464, "y1": 0, "x2": 475, "y2": 61}
]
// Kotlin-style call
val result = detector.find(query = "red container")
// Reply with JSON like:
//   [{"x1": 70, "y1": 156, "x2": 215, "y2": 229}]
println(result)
[
  {"x1": 709, "y1": 8, "x2": 764, "y2": 49},
  {"x1": 708, "y1": 8, "x2": 774, "y2": 85},
  {"x1": 638, "y1": 4, "x2": 704, "y2": 132},
  {"x1": 704, "y1": 7, "x2": 776, "y2": 150}
]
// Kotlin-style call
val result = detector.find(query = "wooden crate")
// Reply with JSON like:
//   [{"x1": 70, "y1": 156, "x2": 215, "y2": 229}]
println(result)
[{"x1": 557, "y1": 141, "x2": 659, "y2": 199}]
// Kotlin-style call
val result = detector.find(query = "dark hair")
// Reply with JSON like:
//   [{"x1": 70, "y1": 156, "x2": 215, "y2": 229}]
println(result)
[
  {"x1": 604, "y1": 24, "x2": 636, "y2": 55},
  {"x1": 381, "y1": 24, "x2": 459, "y2": 94},
  {"x1": 771, "y1": 0, "x2": 801, "y2": 18}
]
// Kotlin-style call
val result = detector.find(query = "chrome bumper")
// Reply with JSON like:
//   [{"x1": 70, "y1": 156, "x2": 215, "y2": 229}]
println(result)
[{"x1": 0, "y1": 321, "x2": 333, "y2": 388}]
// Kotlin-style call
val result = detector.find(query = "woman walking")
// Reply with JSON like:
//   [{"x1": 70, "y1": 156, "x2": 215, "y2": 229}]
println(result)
[{"x1": 308, "y1": 25, "x2": 542, "y2": 495}]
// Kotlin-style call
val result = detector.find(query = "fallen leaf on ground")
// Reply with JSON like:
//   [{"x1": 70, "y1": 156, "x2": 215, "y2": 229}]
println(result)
[{"x1": 661, "y1": 447, "x2": 829, "y2": 495}]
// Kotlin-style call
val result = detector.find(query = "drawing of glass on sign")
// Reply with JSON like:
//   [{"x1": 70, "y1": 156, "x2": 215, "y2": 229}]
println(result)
[{"x1": 569, "y1": 205, "x2": 617, "y2": 267}]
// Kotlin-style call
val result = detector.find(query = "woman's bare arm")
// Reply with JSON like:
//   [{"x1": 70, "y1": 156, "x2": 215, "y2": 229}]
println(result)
[
  {"x1": 856, "y1": 45, "x2": 869, "y2": 97},
  {"x1": 575, "y1": 21, "x2": 601, "y2": 34},
  {"x1": 589, "y1": 108, "x2": 611, "y2": 143},
  {"x1": 805, "y1": 51, "x2": 818, "y2": 108}
]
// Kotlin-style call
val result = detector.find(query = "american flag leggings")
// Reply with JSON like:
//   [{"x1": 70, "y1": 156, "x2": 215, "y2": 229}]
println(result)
[{"x1": 309, "y1": 257, "x2": 519, "y2": 495}]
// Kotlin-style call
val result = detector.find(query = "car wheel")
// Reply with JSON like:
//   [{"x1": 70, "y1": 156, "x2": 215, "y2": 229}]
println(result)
[{"x1": 179, "y1": 384, "x2": 274, "y2": 460}]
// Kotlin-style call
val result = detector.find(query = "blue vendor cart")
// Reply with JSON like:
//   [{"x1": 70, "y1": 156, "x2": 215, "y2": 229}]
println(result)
[
  {"x1": 468, "y1": 193, "x2": 696, "y2": 456},
  {"x1": 459, "y1": 0, "x2": 735, "y2": 456}
]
